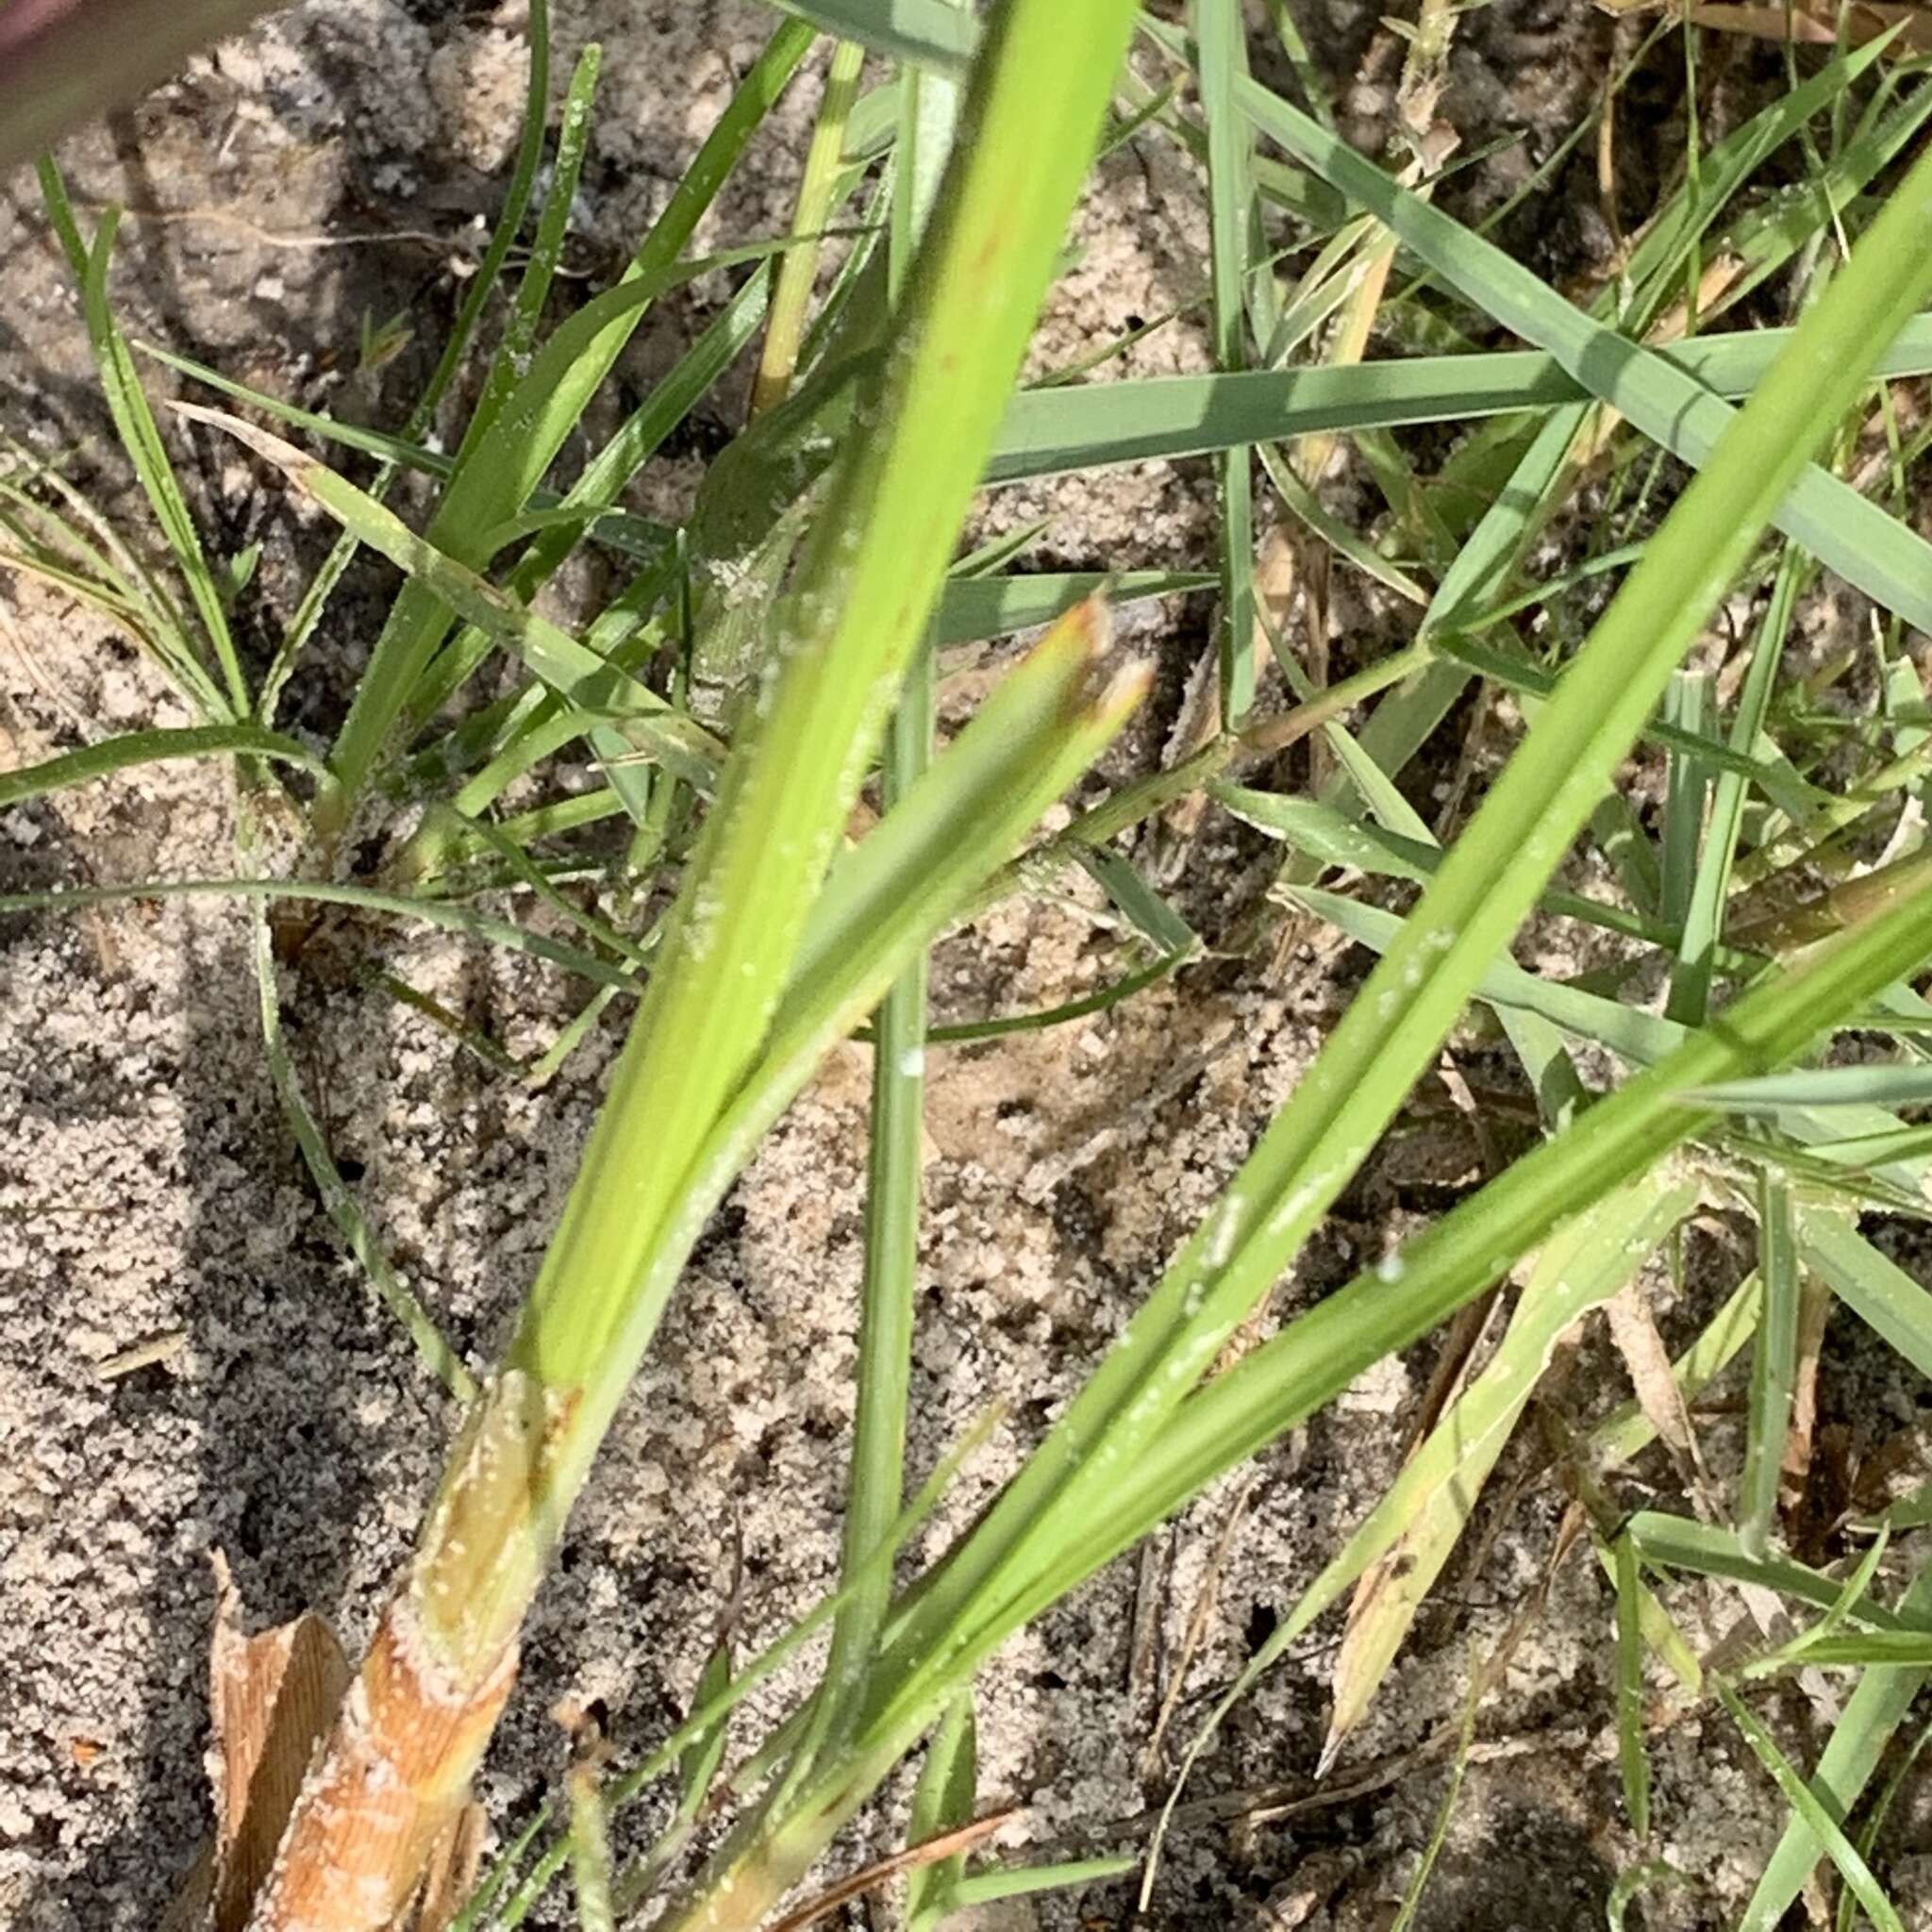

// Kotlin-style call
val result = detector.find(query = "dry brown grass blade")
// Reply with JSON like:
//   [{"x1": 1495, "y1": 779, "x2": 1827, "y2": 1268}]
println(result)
[
  {"x1": 412, "y1": 1805, "x2": 487, "y2": 1932},
  {"x1": 205, "y1": 1553, "x2": 354, "y2": 1932},
  {"x1": 1779, "y1": 1274, "x2": 1834, "y2": 1519},
  {"x1": 1154, "y1": 526, "x2": 1297, "y2": 874},
  {"x1": 174, "y1": 1556, "x2": 481, "y2": 1932},
  {"x1": 164, "y1": 1560, "x2": 483, "y2": 1932},
  {"x1": 763, "y1": 1809, "x2": 1016, "y2": 1932},
  {"x1": 1605, "y1": 1284, "x2": 1711, "y2": 1507},
  {"x1": 242, "y1": 1596, "x2": 518, "y2": 1932},
  {"x1": 1597, "y1": 23, "x2": 1627, "y2": 256},
  {"x1": 1690, "y1": 0, "x2": 1932, "y2": 52},
  {"x1": 1591, "y1": 0, "x2": 1932, "y2": 51},
  {"x1": 1143, "y1": 1482, "x2": 1257, "y2": 1773},
  {"x1": 1319, "y1": 1291, "x2": 1511, "y2": 1774}
]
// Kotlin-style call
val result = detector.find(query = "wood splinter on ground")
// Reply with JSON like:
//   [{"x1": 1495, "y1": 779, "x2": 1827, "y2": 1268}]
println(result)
[{"x1": 164, "y1": 1552, "x2": 485, "y2": 1932}]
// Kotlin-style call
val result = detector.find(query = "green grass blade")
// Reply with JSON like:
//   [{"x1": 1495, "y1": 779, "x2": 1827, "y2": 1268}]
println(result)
[
  {"x1": 1307, "y1": 1189, "x2": 1688, "y2": 1750},
  {"x1": 434, "y1": 808, "x2": 650, "y2": 969},
  {"x1": 319, "y1": 19, "x2": 816, "y2": 824},
  {"x1": 1798, "y1": 1212, "x2": 1932, "y2": 1383},
  {"x1": 891, "y1": 6, "x2": 964, "y2": 267},
  {"x1": 935, "y1": 570, "x2": 1213, "y2": 643},
  {"x1": 1658, "y1": 671, "x2": 1713, "y2": 949},
  {"x1": 820, "y1": 17, "x2": 962, "y2": 1755},
  {"x1": 1615, "y1": 1529, "x2": 1652, "y2": 1838},
  {"x1": 678, "y1": 1643, "x2": 735, "y2": 1822},
  {"x1": 1239, "y1": 791, "x2": 1688, "y2": 953},
  {"x1": 905, "y1": 1692, "x2": 975, "y2": 1931},
  {"x1": 37, "y1": 169, "x2": 247, "y2": 717},
  {"x1": 1199, "y1": 0, "x2": 1257, "y2": 724},
  {"x1": 1236, "y1": 81, "x2": 1932, "y2": 632},
  {"x1": 444, "y1": 1807, "x2": 553, "y2": 1932},
  {"x1": 760, "y1": 624, "x2": 1144, "y2": 1124},
  {"x1": 0, "y1": 436, "x2": 227, "y2": 719},
  {"x1": 613, "y1": 634, "x2": 1144, "y2": 1928},
  {"x1": 1694, "y1": 1064, "x2": 1932, "y2": 1108},
  {"x1": 248, "y1": 908, "x2": 477, "y2": 1402},
  {"x1": 752, "y1": 38, "x2": 868, "y2": 417},
  {"x1": 457, "y1": 636, "x2": 1140, "y2": 1742},
  {"x1": 601, "y1": 1639, "x2": 738, "y2": 1915},
  {"x1": 1627, "y1": 1516, "x2": 1929, "y2": 1633},
  {"x1": 496, "y1": 0, "x2": 1140, "y2": 1506},
  {"x1": 922, "y1": 949, "x2": 1190, "y2": 1044},
  {"x1": 1753, "y1": 1634, "x2": 1932, "y2": 1667},
  {"x1": 375, "y1": 974, "x2": 526, "y2": 1082},
  {"x1": 412, "y1": 0, "x2": 555, "y2": 429},
  {"x1": 774, "y1": 0, "x2": 975, "y2": 70},
  {"x1": 0, "y1": 724, "x2": 325, "y2": 808},
  {"x1": 824, "y1": 650, "x2": 935, "y2": 1731},
  {"x1": 1758, "y1": 1530, "x2": 1893, "y2": 1674},
  {"x1": 1076, "y1": 843, "x2": 1198, "y2": 956},
  {"x1": 1430, "y1": 633, "x2": 1803, "y2": 788},
  {"x1": 1288, "y1": 886, "x2": 1684, "y2": 1068},
  {"x1": 1422, "y1": 398, "x2": 1584, "y2": 644},
  {"x1": 1740, "y1": 1172, "x2": 1800, "y2": 1557},
  {"x1": 1717, "y1": 1680, "x2": 1907, "y2": 1932},
  {"x1": 1282, "y1": 911, "x2": 1932, "y2": 1203},
  {"x1": 459, "y1": 42, "x2": 602, "y2": 461},
  {"x1": 154, "y1": 312, "x2": 1932, "y2": 503},
  {"x1": 1625, "y1": 34, "x2": 1894, "y2": 294},
  {"x1": 1806, "y1": 1122, "x2": 1932, "y2": 1170},
  {"x1": 1668, "y1": 547, "x2": 1802, "y2": 1024},
  {"x1": 949, "y1": 1857, "x2": 1137, "y2": 1908},
  {"x1": 567, "y1": 1760, "x2": 616, "y2": 1932},
  {"x1": 983, "y1": 319, "x2": 1932, "y2": 481}
]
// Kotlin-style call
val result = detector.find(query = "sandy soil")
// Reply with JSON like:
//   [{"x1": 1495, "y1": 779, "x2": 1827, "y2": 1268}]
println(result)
[{"x1": 4, "y1": 4, "x2": 1929, "y2": 1929}]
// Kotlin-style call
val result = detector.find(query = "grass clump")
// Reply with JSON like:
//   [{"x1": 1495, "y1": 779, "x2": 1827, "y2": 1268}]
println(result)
[{"x1": 8, "y1": 3, "x2": 1932, "y2": 1928}]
